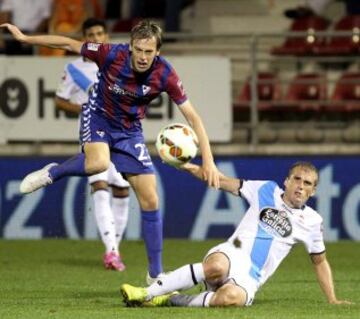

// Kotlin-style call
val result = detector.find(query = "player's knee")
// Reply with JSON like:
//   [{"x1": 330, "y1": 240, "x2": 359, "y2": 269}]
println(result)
[
  {"x1": 139, "y1": 193, "x2": 158, "y2": 210},
  {"x1": 211, "y1": 284, "x2": 247, "y2": 307},
  {"x1": 85, "y1": 158, "x2": 109, "y2": 175},
  {"x1": 112, "y1": 186, "x2": 129, "y2": 197},
  {"x1": 91, "y1": 181, "x2": 108, "y2": 192},
  {"x1": 203, "y1": 253, "x2": 229, "y2": 285}
]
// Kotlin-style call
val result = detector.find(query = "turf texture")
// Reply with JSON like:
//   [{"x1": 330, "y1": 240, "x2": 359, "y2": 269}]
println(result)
[{"x1": 0, "y1": 240, "x2": 359, "y2": 319}]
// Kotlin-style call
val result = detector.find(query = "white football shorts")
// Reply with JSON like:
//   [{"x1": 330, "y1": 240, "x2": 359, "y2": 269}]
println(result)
[{"x1": 204, "y1": 241, "x2": 258, "y2": 306}]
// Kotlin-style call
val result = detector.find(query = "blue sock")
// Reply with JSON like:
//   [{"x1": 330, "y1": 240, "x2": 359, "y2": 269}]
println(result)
[
  {"x1": 49, "y1": 153, "x2": 87, "y2": 182},
  {"x1": 141, "y1": 210, "x2": 163, "y2": 277}
]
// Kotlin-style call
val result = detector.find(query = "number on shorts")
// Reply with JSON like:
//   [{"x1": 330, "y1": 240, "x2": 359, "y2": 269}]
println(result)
[{"x1": 135, "y1": 143, "x2": 151, "y2": 163}]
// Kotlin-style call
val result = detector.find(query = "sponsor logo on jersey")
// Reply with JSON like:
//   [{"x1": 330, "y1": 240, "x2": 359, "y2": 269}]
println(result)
[
  {"x1": 108, "y1": 83, "x2": 138, "y2": 98},
  {"x1": 87, "y1": 43, "x2": 100, "y2": 51},
  {"x1": 259, "y1": 207, "x2": 292, "y2": 237}
]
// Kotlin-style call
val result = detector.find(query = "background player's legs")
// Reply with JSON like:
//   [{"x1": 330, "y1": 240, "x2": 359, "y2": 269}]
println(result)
[
  {"x1": 126, "y1": 173, "x2": 163, "y2": 278},
  {"x1": 111, "y1": 186, "x2": 129, "y2": 249},
  {"x1": 91, "y1": 180, "x2": 125, "y2": 271}
]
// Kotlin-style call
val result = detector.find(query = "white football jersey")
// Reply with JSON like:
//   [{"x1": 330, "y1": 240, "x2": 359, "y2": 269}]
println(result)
[
  {"x1": 228, "y1": 180, "x2": 325, "y2": 289},
  {"x1": 56, "y1": 57, "x2": 99, "y2": 105}
]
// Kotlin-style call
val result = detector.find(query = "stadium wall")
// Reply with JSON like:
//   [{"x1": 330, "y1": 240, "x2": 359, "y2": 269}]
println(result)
[{"x1": 1, "y1": 156, "x2": 359, "y2": 241}]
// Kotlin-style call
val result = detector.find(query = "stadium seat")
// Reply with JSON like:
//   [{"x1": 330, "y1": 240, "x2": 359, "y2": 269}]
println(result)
[
  {"x1": 328, "y1": 72, "x2": 360, "y2": 112},
  {"x1": 285, "y1": 73, "x2": 327, "y2": 111},
  {"x1": 112, "y1": 18, "x2": 142, "y2": 32},
  {"x1": 237, "y1": 72, "x2": 282, "y2": 111},
  {"x1": 271, "y1": 16, "x2": 330, "y2": 56},
  {"x1": 314, "y1": 15, "x2": 360, "y2": 55}
]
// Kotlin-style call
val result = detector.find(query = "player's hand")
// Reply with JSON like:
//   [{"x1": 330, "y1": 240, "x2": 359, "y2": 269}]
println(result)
[
  {"x1": 201, "y1": 161, "x2": 220, "y2": 189},
  {"x1": 0, "y1": 23, "x2": 27, "y2": 42}
]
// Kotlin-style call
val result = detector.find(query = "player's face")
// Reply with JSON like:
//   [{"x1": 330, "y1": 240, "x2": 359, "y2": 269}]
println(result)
[
  {"x1": 283, "y1": 167, "x2": 317, "y2": 209},
  {"x1": 130, "y1": 37, "x2": 159, "y2": 73},
  {"x1": 84, "y1": 25, "x2": 108, "y2": 43}
]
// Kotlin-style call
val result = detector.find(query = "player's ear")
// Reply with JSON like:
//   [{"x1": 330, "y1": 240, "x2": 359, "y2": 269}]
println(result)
[
  {"x1": 156, "y1": 49, "x2": 160, "y2": 56},
  {"x1": 284, "y1": 177, "x2": 289, "y2": 189}
]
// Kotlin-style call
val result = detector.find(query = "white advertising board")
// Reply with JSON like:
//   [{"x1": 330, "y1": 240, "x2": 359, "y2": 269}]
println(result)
[{"x1": 0, "y1": 56, "x2": 231, "y2": 142}]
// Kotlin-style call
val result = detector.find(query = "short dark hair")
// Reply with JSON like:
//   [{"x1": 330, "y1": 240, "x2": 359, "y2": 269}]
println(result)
[
  {"x1": 287, "y1": 161, "x2": 319, "y2": 185},
  {"x1": 130, "y1": 20, "x2": 163, "y2": 50},
  {"x1": 82, "y1": 18, "x2": 107, "y2": 35}
]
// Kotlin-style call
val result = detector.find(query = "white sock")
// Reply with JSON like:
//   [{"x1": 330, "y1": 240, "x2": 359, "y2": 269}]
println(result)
[
  {"x1": 112, "y1": 196, "x2": 129, "y2": 248},
  {"x1": 170, "y1": 291, "x2": 214, "y2": 307},
  {"x1": 188, "y1": 291, "x2": 213, "y2": 307},
  {"x1": 92, "y1": 190, "x2": 117, "y2": 254},
  {"x1": 147, "y1": 263, "x2": 204, "y2": 297}
]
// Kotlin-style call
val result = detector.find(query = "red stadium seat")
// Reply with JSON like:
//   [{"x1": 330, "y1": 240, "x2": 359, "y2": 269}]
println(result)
[
  {"x1": 314, "y1": 15, "x2": 360, "y2": 55},
  {"x1": 272, "y1": 16, "x2": 330, "y2": 56},
  {"x1": 112, "y1": 18, "x2": 142, "y2": 32},
  {"x1": 237, "y1": 72, "x2": 282, "y2": 111},
  {"x1": 285, "y1": 73, "x2": 327, "y2": 111},
  {"x1": 328, "y1": 72, "x2": 360, "y2": 112}
]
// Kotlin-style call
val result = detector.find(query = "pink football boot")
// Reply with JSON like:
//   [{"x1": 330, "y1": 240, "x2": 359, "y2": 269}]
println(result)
[{"x1": 103, "y1": 252, "x2": 126, "y2": 271}]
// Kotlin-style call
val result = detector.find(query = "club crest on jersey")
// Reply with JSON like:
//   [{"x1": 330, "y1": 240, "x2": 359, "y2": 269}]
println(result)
[
  {"x1": 87, "y1": 43, "x2": 100, "y2": 51},
  {"x1": 142, "y1": 85, "x2": 151, "y2": 95},
  {"x1": 96, "y1": 130, "x2": 105, "y2": 138},
  {"x1": 259, "y1": 208, "x2": 292, "y2": 237}
]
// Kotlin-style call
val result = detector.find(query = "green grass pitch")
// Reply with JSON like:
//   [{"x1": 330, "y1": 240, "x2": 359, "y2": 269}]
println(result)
[{"x1": 0, "y1": 240, "x2": 359, "y2": 319}]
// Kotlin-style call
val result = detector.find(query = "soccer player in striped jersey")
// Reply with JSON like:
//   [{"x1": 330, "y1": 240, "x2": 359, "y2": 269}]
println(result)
[
  {"x1": 55, "y1": 18, "x2": 129, "y2": 272},
  {"x1": 1, "y1": 20, "x2": 220, "y2": 283},
  {"x1": 121, "y1": 162, "x2": 352, "y2": 307}
]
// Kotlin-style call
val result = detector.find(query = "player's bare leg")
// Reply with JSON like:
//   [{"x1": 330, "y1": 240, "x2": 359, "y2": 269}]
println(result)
[{"x1": 83, "y1": 142, "x2": 110, "y2": 175}]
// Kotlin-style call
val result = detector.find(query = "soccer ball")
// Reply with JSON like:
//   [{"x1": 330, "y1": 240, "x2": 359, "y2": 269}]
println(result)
[{"x1": 156, "y1": 123, "x2": 198, "y2": 166}]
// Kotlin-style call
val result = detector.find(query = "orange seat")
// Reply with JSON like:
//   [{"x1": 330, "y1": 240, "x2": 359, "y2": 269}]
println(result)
[
  {"x1": 272, "y1": 16, "x2": 330, "y2": 56},
  {"x1": 314, "y1": 15, "x2": 360, "y2": 55},
  {"x1": 285, "y1": 73, "x2": 327, "y2": 111}
]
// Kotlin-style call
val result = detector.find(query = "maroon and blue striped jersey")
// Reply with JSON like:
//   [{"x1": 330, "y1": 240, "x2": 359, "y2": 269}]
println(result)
[{"x1": 81, "y1": 42, "x2": 188, "y2": 130}]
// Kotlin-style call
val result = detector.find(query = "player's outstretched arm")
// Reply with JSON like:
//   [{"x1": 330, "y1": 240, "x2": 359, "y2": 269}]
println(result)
[
  {"x1": 310, "y1": 253, "x2": 353, "y2": 305},
  {"x1": 0, "y1": 23, "x2": 83, "y2": 53},
  {"x1": 55, "y1": 97, "x2": 82, "y2": 115},
  {"x1": 178, "y1": 101, "x2": 220, "y2": 189},
  {"x1": 181, "y1": 163, "x2": 241, "y2": 195}
]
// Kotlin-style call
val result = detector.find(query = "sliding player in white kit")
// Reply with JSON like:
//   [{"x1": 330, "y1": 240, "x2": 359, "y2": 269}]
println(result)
[
  {"x1": 121, "y1": 161, "x2": 352, "y2": 307},
  {"x1": 56, "y1": 18, "x2": 130, "y2": 272}
]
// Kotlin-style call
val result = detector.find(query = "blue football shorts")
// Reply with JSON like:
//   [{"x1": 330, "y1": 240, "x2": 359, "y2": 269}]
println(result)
[{"x1": 79, "y1": 107, "x2": 154, "y2": 175}]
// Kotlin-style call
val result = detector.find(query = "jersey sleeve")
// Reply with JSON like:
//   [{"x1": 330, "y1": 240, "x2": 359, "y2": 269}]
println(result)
[
  {"x1": 165, "y1": 67, "x2": 188, "y2": 105},
  {"x1": 80, "y1": 42, "x2": 113, "y2": 67},
  {"x1": 240, "y1": 180, "x2": 270, "y2": 205},
  {"x1": 56, "y1": 64, "x2": 75, "y2": 100},
  {"x1": 305, "y1": 219, "x2": 326, "y2": 254}
]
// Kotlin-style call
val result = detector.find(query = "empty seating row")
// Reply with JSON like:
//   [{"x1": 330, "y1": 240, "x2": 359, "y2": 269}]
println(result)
[
  {"x1": 272, "y1": 15, "x2": 360, "y2": 56},
  {"x1": 236, "y1": 72, "x2": 360, "y2": 112}
]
